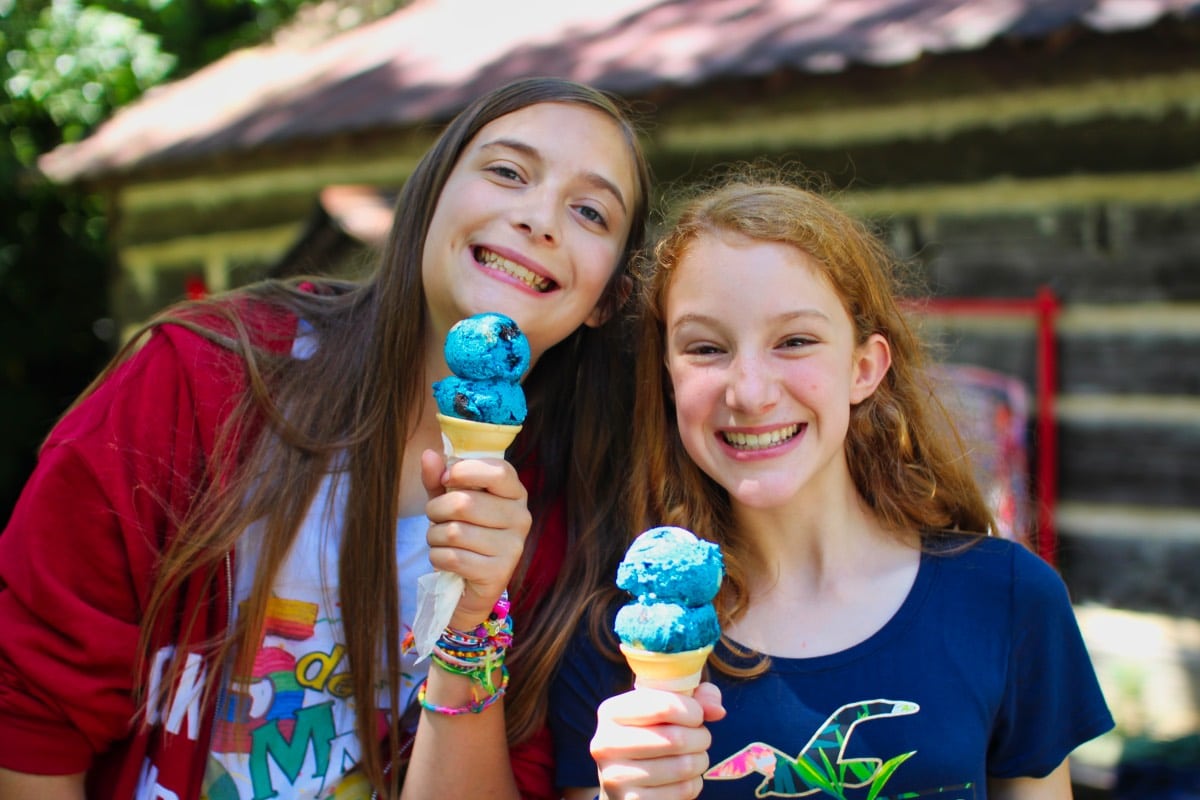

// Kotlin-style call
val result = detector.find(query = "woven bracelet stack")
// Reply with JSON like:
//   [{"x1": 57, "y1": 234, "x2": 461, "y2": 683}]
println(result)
[{"x1": 418, "y1": 591, "x2": 513, "y2": 715}]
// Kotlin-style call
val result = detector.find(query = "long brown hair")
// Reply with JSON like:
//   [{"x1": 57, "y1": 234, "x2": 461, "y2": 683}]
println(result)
[
  {"x1": 117, "y1": 77, "x2": 652, "y2": 795},
  {"x1": 611, "y1": 166, "x2": 996, "y2": 676}
]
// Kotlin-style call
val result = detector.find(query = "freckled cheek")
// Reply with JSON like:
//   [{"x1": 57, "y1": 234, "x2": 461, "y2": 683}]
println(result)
[
  {"x1": 786, "y1": 370, "x2": 831, "y2": 399},
  {"x1": 670, "y1": 373, "x2": 723, "y2": 424}
]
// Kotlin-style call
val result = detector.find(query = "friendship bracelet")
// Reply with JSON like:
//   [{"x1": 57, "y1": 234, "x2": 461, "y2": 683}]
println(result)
[
  {"x1": 441, "y1": 591, "x2": 514, "y2": 649},
  {"x1": 435, "y1": 589, "x2": 511, "y2": 649},
  {"x1": 427, "y1": 591, "x2": 513, "y2": 700},
  {"x1": 433, "y1": 644, "x2": 504, "y2": 669},
  {"x1": 417, "y1": 667, "x2": 509, "y2": 715},
  {"x1": 436, "y1": 636, "x2": 498, "y2": 654},
  {"x1": 432, "y1": 645, "x2": 506, "y2": 694}
]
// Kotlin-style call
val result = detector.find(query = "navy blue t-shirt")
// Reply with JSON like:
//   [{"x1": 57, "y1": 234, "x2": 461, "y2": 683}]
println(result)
[{"x1": 549, "y1": 537, "x2": 1114, "y2": 799}]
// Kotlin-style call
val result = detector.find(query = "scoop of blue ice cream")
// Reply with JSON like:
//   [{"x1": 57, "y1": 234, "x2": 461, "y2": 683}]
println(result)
[
  {"x1": 443, "y1": 312, "x2": 531, "y2": 382},
  {"x1": 433, "y1": 376, "x2": 527, "y2": 425},
  {"x1": 614, "y1": 601, "x2": 720, "y2": 653},
  {"x1": 435, "y1": 312, "x2": 530, "y2": 425},
  {"x1": 616, "y1": 526, "x2": 723, "y2": 605},
  {"x1": 614, "y1": 526, "x2": 724, "y2": 653}
]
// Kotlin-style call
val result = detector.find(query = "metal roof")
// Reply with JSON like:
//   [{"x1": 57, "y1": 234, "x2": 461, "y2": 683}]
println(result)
[{"x1": 38, "y1": 0, "x2": 1200, "y2": 183}]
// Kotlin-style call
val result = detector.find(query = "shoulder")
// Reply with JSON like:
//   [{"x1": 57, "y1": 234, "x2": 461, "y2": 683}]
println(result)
[
  {"x1": 928, "y1": 536, "x2": 1075, "y2": 623},
  {"x1": 932, "y1": 536, "x2": 1062, "y2": 586},
  {"x1": 163, "y1": 291, "x2": 301, "y2": 356},
  {"x1": 44, "y1": 294, "x2": 302, "y2": 473},
  {"x1": 147, "y1": 294, "x2": 303, "y2": 401},
  {"x1": 550, "y1": 614, "x2": 630, "y2": 739},
  {"x1": 556, "y1": 607, "x2": 628, "y2": 692}
]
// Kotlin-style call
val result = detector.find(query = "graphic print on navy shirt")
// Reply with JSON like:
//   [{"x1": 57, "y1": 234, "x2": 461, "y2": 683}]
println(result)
[{"x1": 704, "y1": 698, "x2": 973, "y2": 798}]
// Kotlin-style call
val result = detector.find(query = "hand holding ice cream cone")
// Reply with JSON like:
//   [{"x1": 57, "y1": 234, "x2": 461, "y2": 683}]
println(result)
[
  {"x1": 413, "y1": 313, "x2": 531, "y2": 660},
  {"x1": 588, "y1": 529, "x2": 725, "y2": 800}
]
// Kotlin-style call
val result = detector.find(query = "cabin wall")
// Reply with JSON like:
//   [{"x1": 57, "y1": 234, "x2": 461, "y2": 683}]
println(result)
[
  {"x1": 106, "y1": 139, "x2": 434, "y2": 335},
  {"x1": 866, "y1": 188, "x2": 1200, "y2": 784}
]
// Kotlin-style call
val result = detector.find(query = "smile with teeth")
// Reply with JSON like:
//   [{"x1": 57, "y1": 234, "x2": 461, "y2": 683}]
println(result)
[
  {"x1": 475, "y1": 247, "x2": 553, "y2": 292},
  {"x1": 722, "y1": 424, "x2": 801, "y2": 450}
]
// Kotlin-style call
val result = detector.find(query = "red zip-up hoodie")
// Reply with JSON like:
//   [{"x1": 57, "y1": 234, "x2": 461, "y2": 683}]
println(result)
[{"x1": 0, "y1": 301, "x2": 563, "y2": 799}]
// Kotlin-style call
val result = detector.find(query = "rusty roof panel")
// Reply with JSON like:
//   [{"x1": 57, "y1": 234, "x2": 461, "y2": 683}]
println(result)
[{"x1": 38, "y1": 0, "x2": 1200, "y2": 183}]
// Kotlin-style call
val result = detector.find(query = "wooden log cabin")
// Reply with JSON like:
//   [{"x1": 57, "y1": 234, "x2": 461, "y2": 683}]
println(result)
[{"x1": 38, "y1": 0, "x2": 1200, "y2": 789}]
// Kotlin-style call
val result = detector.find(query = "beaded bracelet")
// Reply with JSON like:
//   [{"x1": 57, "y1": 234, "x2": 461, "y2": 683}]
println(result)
[
  {"x1": 416, "y1": 665, "x2": 509, "y2": 715},
  {"x1": 437, "y1": 591, "x2": 511, "y2": 652},
  {"x1": 442, "y1": 590, "x2": 513, "y2": 647},
  {"x1": 421, "y1": 591, "x2": 513, "y2": 713}
]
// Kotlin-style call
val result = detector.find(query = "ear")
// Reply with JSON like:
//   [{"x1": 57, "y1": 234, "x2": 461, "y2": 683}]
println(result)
[
  {"x1": 584, "y1": 274, "x2": 634, "y2": 328},
  {"x1": 849, "y1": 333, "x2": 891, "y2": 405}
]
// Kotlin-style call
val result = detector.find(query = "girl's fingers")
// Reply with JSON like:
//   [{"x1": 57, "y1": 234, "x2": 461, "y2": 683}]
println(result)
[
  {"x1": 426, "y1": 533, "x2": 522, "y2": 579},
  {"x1": 427, "y1": 526, "x2": 522, "y2": 628},
  {"x1": 592, "y1": 718, "x2": 713, "y2": 761},
  {"x1": 425, "y1": 458, "x2": 531, "y2": 547},
  {"x1": 598, "y1": 755, "x2": 708, "y2": 800},
  {"x1": 423, "y1": 456, "x2": 531, "y2": 629},
  {"x1": 601, "y1": 688, "x2": 711, "y2": 728},
  {"x1": 440, "y1": 457, "x2": 528, "y2": 501},
  {"x1": 426, "y1": 488, "x2": 531, "y2": 535},
  {"x1": 419, "y1": 448, "x2": 448, "y2": 498},
  {"x1": 588, "y1": 690, "x2": 714, "y2": 799},
  {"x1": 592, "y1": 732, "x2": 711, "y2": 800},
  {"x1": 692, "y1": 682, "x2": 727, "y2": 722},
  {"x1": 593, "y1": 722, "x2": 712, "y2": 761}
]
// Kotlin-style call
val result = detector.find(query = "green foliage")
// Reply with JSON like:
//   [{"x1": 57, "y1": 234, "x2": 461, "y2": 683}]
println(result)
[
  {"x1": 4, "y1": 0, "x2": 176, "y2": 151},
  {"x1": 0, "y1": 0, "x2": 311, "y2": 517},
  {"x1": 90, "y1": 0, "x2": 312, "y2": 76}
]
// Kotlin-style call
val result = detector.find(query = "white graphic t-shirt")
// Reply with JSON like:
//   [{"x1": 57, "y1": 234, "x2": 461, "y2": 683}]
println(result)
[{"x1": 204, "y1": 469, "x2": 431, "y2": 800}]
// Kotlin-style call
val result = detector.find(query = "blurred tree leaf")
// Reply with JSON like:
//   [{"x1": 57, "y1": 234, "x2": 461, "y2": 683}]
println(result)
[
  {"x1": 1, "y1": 0, "x2": 404, "y2": 517},
  {"x1": 4, "y1": 0, "x2": 176, "y2": 152}
]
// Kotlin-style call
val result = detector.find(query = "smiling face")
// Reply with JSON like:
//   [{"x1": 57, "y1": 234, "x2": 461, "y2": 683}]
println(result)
[
  {"x1": 664, "y1": 230, "x2": 890, "y2": 512},
  {"x1": 421, "y1": 101, "x2": 638, "y2": 364}
]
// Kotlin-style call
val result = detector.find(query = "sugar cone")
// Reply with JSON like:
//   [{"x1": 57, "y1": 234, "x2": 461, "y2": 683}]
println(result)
[
  {"x1": 436, "y1": 413, "x2": 522, "y2": 460},
  {"x1": 620, "y1": 643, "x2": 712, "y2": 694}
]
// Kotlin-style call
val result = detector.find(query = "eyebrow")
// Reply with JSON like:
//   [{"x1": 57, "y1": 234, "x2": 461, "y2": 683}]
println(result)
[
  {"x1": 480, "y1": 138, "x2": 628, "y2": 215},
  {"x1": 670, "y1": 308, "x2": 831, "y2": 333}
]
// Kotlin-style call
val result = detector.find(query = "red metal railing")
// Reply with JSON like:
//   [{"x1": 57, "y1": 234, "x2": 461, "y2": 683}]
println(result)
[{"x1": 912, "y1": 287, "x2": 1060, "y2": 566}]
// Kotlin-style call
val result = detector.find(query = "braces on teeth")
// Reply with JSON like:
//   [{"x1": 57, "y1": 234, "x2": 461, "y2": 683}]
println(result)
[{"x1": 477, "y1": 248, "x2": 550, "y2": 291}]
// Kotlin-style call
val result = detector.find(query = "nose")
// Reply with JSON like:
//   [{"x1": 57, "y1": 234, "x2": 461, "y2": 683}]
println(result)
[
  {"x1": 725, "y1": 353, "x2": 779, "y2": 413},
  {"x1": 514, "y1": 186, "x2": 559, "y2": 244}
]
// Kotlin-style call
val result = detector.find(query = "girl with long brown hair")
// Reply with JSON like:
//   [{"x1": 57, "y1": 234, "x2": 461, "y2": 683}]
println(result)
[
  {"x1": 0, "y1": 76, "x2": 651, "y2": 799},
  {"x1": 549, "y1": 170, "x2": 1112, "y2": 799}
]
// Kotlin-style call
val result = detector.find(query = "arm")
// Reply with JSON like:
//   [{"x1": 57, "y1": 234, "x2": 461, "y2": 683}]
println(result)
[
  {"x1": 404, "y1": 671, "x2": 518, "y2": 799},
  {"x1": 576, "y1": 683, "x2": 725, "y2": 800},
  {"x1": 401, "y1": 451, "x2": 532, "y2": 800},
  {"x1": 0, "y1": 330, "x2": 215, "y2": 781},
  {"x1": 0, "y1": 769, "x2": 86, "y2": 800},
  {"x1": 988, "y1": 760, "x2": 1073, "y2": 800}
]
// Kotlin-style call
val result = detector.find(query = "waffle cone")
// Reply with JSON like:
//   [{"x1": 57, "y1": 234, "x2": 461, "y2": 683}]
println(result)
[
  {"x1": 619, "y1": 643, "x2": 713, "y2": 694},
  {"x1": 436, "y1": 413, "x2": 522, "y2": 460}
]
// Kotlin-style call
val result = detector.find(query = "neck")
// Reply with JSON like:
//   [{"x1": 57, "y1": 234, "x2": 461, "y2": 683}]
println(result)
[
  {"x1": 732, "y1": 480, "x2": 917, "y2": 595},
  {"x1": 726, "y1": 491, "x2": 921, "y2": 658}
]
